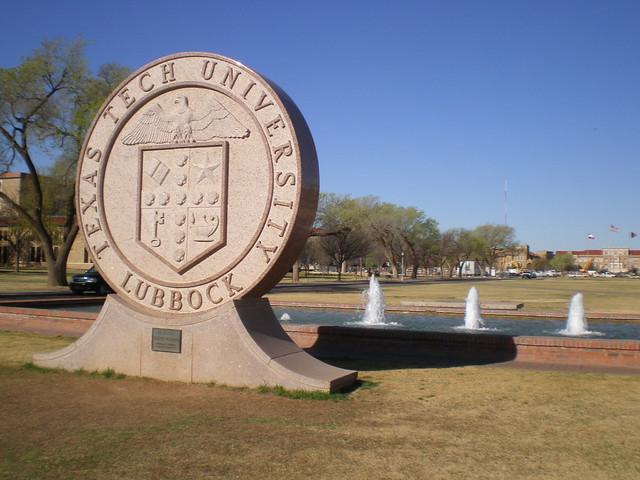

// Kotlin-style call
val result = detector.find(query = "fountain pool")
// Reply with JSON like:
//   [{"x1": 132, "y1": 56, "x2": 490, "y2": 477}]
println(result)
[
  {"x1": 13, "y1": 295, "x2": 640, "y2": 340},
  {"x1": 274, "y1": 308, "x2": 640, "y2": 340}
]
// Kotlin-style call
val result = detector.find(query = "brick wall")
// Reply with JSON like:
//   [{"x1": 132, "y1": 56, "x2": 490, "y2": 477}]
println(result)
[{"x1": 0, "y1": 307, "x2": 637, "y2": 373}]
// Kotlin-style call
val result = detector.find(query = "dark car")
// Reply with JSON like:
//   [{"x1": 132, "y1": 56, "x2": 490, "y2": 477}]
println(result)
[
  {"x1": 520, "y1": 270, "x2": 537, "y2": 279},
  {"x1": 69, "y1": 267, "x2": 112, "y2": 295}
]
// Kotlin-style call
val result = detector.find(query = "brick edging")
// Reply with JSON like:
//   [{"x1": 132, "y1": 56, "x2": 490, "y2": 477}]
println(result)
[{"x1": 0, "y1": 304, "x2": 637, "y2": 374}]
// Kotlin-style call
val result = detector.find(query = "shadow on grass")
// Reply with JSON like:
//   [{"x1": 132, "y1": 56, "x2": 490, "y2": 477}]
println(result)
[{"x1": 301, "y1": 325, "x2": 518, "y2": 372}]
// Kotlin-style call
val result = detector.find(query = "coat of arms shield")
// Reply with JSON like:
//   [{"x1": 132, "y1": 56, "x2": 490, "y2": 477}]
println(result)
[{"x1": 137, "y1": 142, "x2": 228, "y2": 273}]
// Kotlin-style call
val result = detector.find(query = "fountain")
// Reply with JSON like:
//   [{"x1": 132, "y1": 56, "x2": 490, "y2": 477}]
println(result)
[
  {"x1": 361, "y1": 275, "x2": 387, "y2": 325},
  {"x1": 457, "y1": 286, "x2": 485, "y2": 330},
  {"x1": 32, "y1": 289, "x2": 639, "y2": 339},
  {"x1": 560, "y1": 293, "x2": 600, "y2": 336}
]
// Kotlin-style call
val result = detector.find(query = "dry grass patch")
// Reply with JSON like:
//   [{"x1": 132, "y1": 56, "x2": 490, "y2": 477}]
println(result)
[{"x1": 1, "y1": 332, "x2": 639, "y2": 480}]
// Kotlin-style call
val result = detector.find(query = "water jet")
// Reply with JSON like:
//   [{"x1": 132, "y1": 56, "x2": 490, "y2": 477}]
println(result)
[
  {"x1": 361, "y1": 275, "x2": 387, "y2": 325},
  {"x1": 460, "y1": 286, "x2": 484, "y2": 330},
  {"x1": 560, "y1": 293, "x2": 601, "y2": 337}
]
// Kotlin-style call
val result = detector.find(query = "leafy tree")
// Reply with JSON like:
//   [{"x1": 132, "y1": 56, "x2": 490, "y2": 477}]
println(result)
[
  {"x1": 1, "y1": 217, "x2": 34, "y2": 272},
  {"x1": 415, "y1": 227, "x2": 441, "y2": 276},
  {"x1": 311, "y1": 195, "x2": 515, "y2": 281},
  {"x1": 296, "y1": 234, "x2": 324, "y2": 279},
  {"x1": 456, "y1": 231, "x2": 487, "y2": 275},
  {"x1": 394, "y1": 207, "x2": 439, "y2": 279},
  {"x1": 315, "y1": 193, "x2": 371, "y2": 281},
  {"x1": 472, "y1": 224, "x2": 517, "y2": 273},
  {"x1": 550, "y1": 252, "x2": 576, "y2": 272},
  {"x1": 531, "y1": 257, "x2": 551, "y2": 271},
  {"x1": 363, "y1": 200, "x2": 407, "y2": 279},
  {"x1": 440, "y1": 228, "x2": 469, "y2": 277},
  {"x1": 0, "y1": 38, "x2": 128, "y2": 285}
]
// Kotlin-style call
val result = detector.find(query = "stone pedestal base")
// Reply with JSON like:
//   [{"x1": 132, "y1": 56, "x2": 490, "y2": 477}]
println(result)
[{"x1": 33, "y1": 295, "x2": 357, "y2": 392}]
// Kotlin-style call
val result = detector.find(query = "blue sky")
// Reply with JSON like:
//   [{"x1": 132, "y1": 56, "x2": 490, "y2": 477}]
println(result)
[{"x1": 1, "y1": 0, "x2": 638, "y2": 252}]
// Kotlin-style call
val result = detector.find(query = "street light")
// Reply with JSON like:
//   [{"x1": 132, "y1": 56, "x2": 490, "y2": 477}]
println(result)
[{"x1": 401, "y1": 251, "x2": 405, "y2": 282}]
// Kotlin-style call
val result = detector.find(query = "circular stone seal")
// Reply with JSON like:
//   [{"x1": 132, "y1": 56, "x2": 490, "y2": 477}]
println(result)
[{"x1": 76, "y1": 52, "x2": 318, "y2": 319}]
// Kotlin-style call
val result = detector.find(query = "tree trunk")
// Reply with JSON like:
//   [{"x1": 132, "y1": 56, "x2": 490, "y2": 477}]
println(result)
[
  {"x1": 292, "y1": 260, "x2": 300, "y2": 282},
  {"x1": 53, "y1": 225, "x2": 79, "y2": 287},
  {"x1": 383, "y1": 246, "x2": 399, "y2": 279},
  {"x1": 42, "y1": 243, "x2": 61, "y2": 286},
  {"x1": 389, "y1": 262, "x2": 398, "y2": 279},
  {"x1": 37, "y1": 224, "x2": 79, "y2": 287}
]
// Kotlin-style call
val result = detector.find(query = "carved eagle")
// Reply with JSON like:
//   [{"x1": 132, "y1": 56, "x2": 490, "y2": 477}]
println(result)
[{"x1": 122, "y1": 95, "x2": 250, "y2": 145}]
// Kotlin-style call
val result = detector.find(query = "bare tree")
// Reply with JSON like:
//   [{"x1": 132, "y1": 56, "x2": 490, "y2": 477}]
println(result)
[{"x1": 0, "y1": 38, "x2": 128, "y2": 285}]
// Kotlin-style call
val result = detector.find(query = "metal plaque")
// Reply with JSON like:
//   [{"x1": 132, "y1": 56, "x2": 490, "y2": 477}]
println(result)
[{"x1": 151, "y1": 328, "x2": 182, "y2": 353}]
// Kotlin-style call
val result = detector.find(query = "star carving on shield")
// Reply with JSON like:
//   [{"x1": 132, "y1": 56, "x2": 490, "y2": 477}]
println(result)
[{"x1": 194, "y1": 155, "x2": 220, "y2": 184}]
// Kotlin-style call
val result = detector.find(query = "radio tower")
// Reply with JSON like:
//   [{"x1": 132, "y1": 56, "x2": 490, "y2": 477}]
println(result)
[{"x1": 504, "y1": 177, "x2": 508, "y2": 225}]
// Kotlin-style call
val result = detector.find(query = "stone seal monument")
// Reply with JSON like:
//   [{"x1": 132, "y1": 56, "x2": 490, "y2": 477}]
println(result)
[{"x1": 34, "y1": 52, "x2": 357, "y2": 392}]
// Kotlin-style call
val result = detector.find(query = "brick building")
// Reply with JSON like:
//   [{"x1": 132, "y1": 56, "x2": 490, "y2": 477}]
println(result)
[
  {"x1": 557, "y1": 249, "x2": 640, "y2": 273},
  {"x1": 0, "y1": 172, "x2": 90, "y2": 270},
  {"x1": 498, "y1": 245, "x2": 538, "y2": 271}
]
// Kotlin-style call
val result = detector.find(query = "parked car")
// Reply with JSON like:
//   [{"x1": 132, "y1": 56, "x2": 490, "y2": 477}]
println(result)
[
  {"x1": 520, "y1": 270, "x2": 537, "y2": 279},
  {"x1": 566, "y1": 271, "x2": 587, "y2": 278},
  {"x1": 69, "y1": 266, "x2": 112, "y2": 295}
]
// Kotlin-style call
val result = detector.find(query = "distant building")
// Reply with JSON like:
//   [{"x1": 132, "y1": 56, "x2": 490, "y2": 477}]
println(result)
[
  {"x1": 535, "y1": 251, "x2": 554, "y2": 260},
  {"x1": 557, "y1": 249, "x2": 640, "y2": 273},
  {"x1": 0, "y1": 172, "x2": 90, "y2": 270},
  {"x1": 0, "y1": 172, "x2": 29, "y2": 214},
  {"x1": 498, "y1": 245, "x2": 538, "y2": 271}
]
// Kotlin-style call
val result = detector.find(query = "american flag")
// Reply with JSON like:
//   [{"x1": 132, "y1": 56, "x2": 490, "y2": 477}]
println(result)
[{"x1": 610, "y1": 225, "x2": 619, "y2": 232}]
